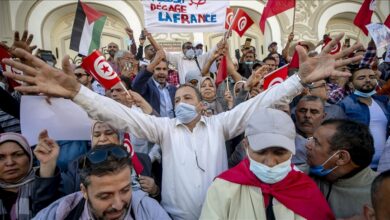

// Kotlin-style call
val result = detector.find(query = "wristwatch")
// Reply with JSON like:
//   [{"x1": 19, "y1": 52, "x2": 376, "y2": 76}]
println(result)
[{"x1": 296, "y1": 73, "x2": 314, "y2": 88}]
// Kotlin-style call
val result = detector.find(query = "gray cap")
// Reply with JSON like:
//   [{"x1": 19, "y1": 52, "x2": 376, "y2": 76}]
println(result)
[{"x1": 245, "y1": 108, "x2": 296, "y2": 154}]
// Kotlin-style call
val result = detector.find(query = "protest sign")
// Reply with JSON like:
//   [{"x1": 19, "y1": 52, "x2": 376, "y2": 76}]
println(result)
[
  {"x1": 142, "y1": 0, "x2": 228, "y2": 33},
  {"x1": 366, "y1": 23, "x2": 390, "y2": 49},
  {"x1": 21, "y1": 96, "x2": 92, "y2": 146}
]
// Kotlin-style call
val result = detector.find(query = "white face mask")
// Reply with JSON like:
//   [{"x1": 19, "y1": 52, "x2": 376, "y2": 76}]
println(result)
[
  {"x1": 185, "y1": 49, "x2": 196, "y2": 59},
  {"x1": 247, "y1": 149, "x2": 292, "y2": 184},
  {"x1": 175, "y1": 102, "x2": 199, "y2": 124},
  {"x1": 195, "y1": 49, "x2": 203, "y2": 56}
]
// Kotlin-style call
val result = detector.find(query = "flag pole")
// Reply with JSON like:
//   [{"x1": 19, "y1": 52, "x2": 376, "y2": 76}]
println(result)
[
  {"x1": 119, "y1": 80, "x2": 132, "y2": 98},
  {"x1": 226, "y1": 77, "x2": 230, "y2": 92},
  {"x1": 292, "y1": 3, "x2": 296, "y2": 33}
]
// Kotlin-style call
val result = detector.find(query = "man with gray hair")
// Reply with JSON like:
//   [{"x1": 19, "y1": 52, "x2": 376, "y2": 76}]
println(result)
[
  {"x1": 293, "y1": 95, "x2": 326, "y2": 167},
  {"x1": 114, "y1": 50, "x2": 136, "y2": 77}
]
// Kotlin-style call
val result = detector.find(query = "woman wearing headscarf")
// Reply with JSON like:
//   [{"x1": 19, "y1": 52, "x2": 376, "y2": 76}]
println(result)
[
  {"x1": 0, "y1": 131, "x2": 61, "y2": 220},
  {"x1": 61, "y1": 121, "x2": 158, "y2": 198},
  {"x1": 199, "y1": 76, "x2": 233, "y2": 115}
]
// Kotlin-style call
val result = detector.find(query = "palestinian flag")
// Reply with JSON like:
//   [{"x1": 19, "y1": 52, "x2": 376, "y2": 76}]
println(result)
[{"x1": 70, "y1": 0, "x2": 107, "y2": 56}]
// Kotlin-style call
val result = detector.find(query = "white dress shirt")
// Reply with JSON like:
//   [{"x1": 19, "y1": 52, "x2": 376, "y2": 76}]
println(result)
[
  {"x1": 73, "y1": 75, "x2": 303, "y2": 220},
  {"x1": 165, "y1": 47, "x2": 215, "y2": 85}
]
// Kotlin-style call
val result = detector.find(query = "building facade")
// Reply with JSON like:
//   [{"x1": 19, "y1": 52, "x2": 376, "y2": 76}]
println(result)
[{"x1": 0, "y1": 0, "x2": 389, "y2": 63}]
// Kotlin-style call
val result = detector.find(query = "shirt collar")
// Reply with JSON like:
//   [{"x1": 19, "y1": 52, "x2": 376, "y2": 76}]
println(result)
[
  {"x1": 174, "y1": 115, "x2": 207, "y2": 127},
  {"x1": 153, "y1": 78, "x2": 167, "y2": 89}
]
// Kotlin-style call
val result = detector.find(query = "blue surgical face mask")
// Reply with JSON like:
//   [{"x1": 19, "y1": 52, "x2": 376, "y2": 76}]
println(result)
[
  {"x1": 185, "y1": 49, "x2": 196, "y2": 59},
  {"x1": 175, "y1": 102, "x2": 199, "y2": 124},
  {"x1": 354, "y1": 89, "x2": 376, "y2": 98},
  {"x1": 245, "y1": 61, "x2": 254, "y2": 65},
  {"x1": 309, "y1": 151, "x2": 339, "y2": 177},
  {"x1": 247, "y1": 149, "x2": 292, "y2": 184}
]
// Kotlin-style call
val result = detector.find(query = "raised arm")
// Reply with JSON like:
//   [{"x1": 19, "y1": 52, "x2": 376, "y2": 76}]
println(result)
[
  {"x1": 282, "y1": 32, "x2": 294, "y2": 61},
  {"x1": 125, "y1": 27, "x2": 137, "y2": 55},
  {"x1": 201, "y1": 46, "x2": 222, "y2": 77},
  {"x1": 2, "y1": 49, "x2": 166, "y2": 144},
  {"x1": 132, "y1": 50, "x2": 165, "y2": 95}
]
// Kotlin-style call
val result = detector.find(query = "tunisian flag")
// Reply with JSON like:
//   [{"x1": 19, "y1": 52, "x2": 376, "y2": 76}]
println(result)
[
  {"x1": 225, "y1": 8, "x2": 234, "y2": 29},
  {"x1": 260, "y1": 0, "x2": 296, "y2": 33},
  {"x1": 263, "y1": 64, "x2": 288, "y2": 90},
  {"x1": 123, "y1": 133, "x2": 144, "y2": 175},
  {"x1": 81, "y1": 50, "x2": 120, "y2": 89},
  {"x1": 215, "y1": 55, "x2": 227, "y2": 86},
  {"x1": 230, "y1": 9, "x2": 254, "y2": 37},
  {"x1": 353, "y1": 0, "x2": 376, "y2": 36}
]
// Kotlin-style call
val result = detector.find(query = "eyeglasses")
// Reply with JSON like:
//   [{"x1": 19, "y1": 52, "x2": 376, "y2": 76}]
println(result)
[
  {"x1": 185, "y1": 46, "x2": 194, "y2": 50},
  {"x1": 75, "y1": 73, "x2": 88, "y2": 78},
  {"x1": 82, "y1": 147, "x2": 129, "y2": 168}
]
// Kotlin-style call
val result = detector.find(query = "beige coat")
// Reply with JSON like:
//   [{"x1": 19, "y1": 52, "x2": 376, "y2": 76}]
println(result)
[
  {"x1": 314, "y1": 167, "x2": 378, "y2": 219},
  {"x1": 200, "y1": 178, "x2": 306, "y2": 220}
]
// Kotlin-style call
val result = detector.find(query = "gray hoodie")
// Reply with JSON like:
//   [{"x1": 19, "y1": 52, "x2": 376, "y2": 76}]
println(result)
[{"x1": 32, "y1": 190, "x2": 171, "y2": 220}]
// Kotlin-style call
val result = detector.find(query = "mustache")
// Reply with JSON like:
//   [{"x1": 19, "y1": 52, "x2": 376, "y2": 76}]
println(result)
[{"x1": 301, "y1": 120, "x2": 312, "y2": 125}]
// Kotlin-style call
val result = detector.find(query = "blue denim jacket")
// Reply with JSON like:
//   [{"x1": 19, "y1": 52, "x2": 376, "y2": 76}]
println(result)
[{"x1": 338, "y1": 94, "x2": 390, "y2": 135}]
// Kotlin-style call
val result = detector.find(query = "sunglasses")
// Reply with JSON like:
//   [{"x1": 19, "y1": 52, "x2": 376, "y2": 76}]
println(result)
[{"x1": 82, "y1": 147, "x2": 129, "y2": 168}]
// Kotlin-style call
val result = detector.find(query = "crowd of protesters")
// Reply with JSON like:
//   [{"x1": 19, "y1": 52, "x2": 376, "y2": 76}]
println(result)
[{"x1": 0, "y1": 15, "x2": 390, "y2": 220}]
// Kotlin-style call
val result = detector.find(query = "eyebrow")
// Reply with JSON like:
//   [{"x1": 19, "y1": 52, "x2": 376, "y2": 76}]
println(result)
[{"x1": 95, "y1": 183, "x2": 131, "y2": 197}]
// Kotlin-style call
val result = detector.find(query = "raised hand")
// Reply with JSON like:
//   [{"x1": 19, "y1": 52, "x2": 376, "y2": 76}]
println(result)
[
  {"x1": 224, "y1": 90, "x2": 234, "y2": 110},
  {"x1": 129, "y1": 90, "x2": 153, "y2": 115},
  {"x1": 245, "y1": 65, "x2": 268, "y2": 90},
  {"x1": 287, "y1": 32, "x2": 294, "y2": 43},
  {"x1": 0, "y1": 31, "x2": 37, "y2": 56},
  {"x1": 297, "y1": 32, "x2": 363, "y2": 84},
  {"x1": 125, "y1": 27, "x2": 134, "y2": 39},
  {"x1": 2, "y1": 48, "x2": 81, "y2": 98},
  {"x1": 34, "y1": 130, "x2": 59, "y2": 177}
]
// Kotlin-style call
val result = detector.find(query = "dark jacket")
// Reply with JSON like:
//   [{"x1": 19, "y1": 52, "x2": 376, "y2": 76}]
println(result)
[
  {"x1": 132, "y1": 68, "x2": 176, "y2": 115},
  {"x1": 61, "y1": 152, "x2": 152, "y2": 195}
]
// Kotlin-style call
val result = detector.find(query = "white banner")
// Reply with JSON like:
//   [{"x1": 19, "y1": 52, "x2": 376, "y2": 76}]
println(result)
[
  {"x1": 21, "y1": 96, "x2": 92, "y2": 146},
  {"x1": 142, "y1": 0, "x2": 228, "y2": 33}
]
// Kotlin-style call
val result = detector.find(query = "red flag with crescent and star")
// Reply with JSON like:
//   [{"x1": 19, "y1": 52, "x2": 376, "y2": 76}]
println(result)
[
  {"x1": 225, "y1": 8, "x2": 234, "y2": 30},
  {"x1": 230, "y1": 9, "x2": 254, "y2": 37},
  {"x1": 81, "y1": 50, "x2": 120, "y2": 90}
]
